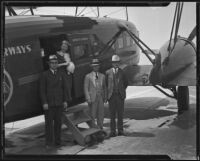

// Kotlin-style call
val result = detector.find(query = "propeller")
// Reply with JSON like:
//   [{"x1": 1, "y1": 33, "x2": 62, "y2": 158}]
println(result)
[{"x1": 184, "y1": 26, "x2": 196, "y2": 45}]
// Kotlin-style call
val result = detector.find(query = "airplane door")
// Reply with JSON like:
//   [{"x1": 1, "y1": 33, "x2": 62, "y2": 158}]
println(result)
[
  {"x1": 68, "y1": 34, "x2": 92, "y2": 99},
  {"x1": 39, "y1": 34, "x2": 68, "y2": 70}
]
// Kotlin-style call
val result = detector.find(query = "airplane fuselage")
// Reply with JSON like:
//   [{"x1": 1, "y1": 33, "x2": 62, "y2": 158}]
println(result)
[{"x1": 4, "y1": 15, "x2": 140, "y2": 122}]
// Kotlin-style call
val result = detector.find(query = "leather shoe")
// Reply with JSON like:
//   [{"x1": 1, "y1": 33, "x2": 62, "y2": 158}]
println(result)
[
  {"x1": 118, "y1": 132, "x2": 125, "y2": 136},
  {"x1": 55, "y1": 143, "x2": 64, "y2": 148},
  {"x1": 109, "y1": 132, "x2": 117, "y2": 137},
  {"x1": 45, "y1": 145, "x2": 53, "y2": 150}
]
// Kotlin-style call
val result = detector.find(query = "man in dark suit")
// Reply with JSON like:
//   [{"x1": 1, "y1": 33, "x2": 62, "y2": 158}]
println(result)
[
  {"x1": 40, "y1": 55, "x2": 70, "y2": 149},
  {"x1": 106, "y1": 54, "x2": 128, "y2": 137}
]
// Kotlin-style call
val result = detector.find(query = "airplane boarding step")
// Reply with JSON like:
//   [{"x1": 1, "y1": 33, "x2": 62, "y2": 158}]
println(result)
[
  {"x1": 81, "y1": 128, "x2": 101, "y2": 138},
  {"x1": 62, "y1": 106, "x2": 105, "y2": 146}
]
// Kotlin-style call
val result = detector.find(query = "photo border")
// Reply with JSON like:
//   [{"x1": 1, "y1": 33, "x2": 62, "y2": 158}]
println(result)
[{"x1": 1, "y1": 0, "x2": 199, "y2": 160}]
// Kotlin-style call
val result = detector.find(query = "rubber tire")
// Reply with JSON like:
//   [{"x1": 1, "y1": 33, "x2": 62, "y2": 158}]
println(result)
[{"x1": 177, "y1": 86, "x2": 189, "y2": 114}]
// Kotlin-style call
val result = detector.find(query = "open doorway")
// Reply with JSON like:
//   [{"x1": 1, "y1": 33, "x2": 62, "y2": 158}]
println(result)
[
  {"x1": 39, "y1": 34, "x2": 74, "y2": 103},
  {"x1": 39, "y1": 34, "x2": 69, "y2": 70}
]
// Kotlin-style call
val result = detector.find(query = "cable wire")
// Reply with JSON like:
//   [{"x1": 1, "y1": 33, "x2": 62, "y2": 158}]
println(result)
[
  {"x1": 89, "y1": 7, "x2": 98, "y2": 17},
  {"x1": 103, "y1": 8, "x2": 125, "y2": 17},
  {"x1": 77, "y1": 7, "x2": 87, "y2": 16}
]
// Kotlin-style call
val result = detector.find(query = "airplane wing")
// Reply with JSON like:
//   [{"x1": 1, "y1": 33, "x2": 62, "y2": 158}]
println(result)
[{"x1": 5, "y1": 16, "x2": 64, "y2": 39}]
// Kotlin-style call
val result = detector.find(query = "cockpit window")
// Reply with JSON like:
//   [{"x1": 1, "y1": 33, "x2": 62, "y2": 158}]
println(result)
[
  {"x1": 126, "y1": 35, "x2": 131, "y2": 46},
  {"x1": 118, "y1": 37, "x2": 124, "y2": 49},
  {"x1": 125, "y1": 33, "x2": 134, "y2": 47}
]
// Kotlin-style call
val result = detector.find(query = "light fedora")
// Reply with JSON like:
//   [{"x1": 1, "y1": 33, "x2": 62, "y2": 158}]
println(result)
[{"x1": 111, "y1": 54, "x2": 120, "y2": 62}]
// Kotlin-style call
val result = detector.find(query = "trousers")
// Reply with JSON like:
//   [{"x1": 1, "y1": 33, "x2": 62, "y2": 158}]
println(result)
[
  {"x1": 89, "y1": 93, "x2": 104, "y2": 129},
  {"x1": 109, "y1": 93, "x2": 124, "y2": 134},
  {"x1": 44, "y1": 106, "x2": 62, "y2": 146}
]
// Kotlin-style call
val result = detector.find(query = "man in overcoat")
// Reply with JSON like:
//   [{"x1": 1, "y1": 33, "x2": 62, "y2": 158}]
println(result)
[{"x1": 40, "y1": 55, "x2": 70, "y2": 148}]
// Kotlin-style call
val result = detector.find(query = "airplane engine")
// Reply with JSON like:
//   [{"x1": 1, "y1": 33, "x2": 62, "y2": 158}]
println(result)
[{"x1": 150, "y1": 37, "x2": 196, "y2": 86}]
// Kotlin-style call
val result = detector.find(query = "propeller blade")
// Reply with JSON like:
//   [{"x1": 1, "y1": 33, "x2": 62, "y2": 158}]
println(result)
[{"x1": 187, "y1": 26, "x2": 196, "y2": 42}]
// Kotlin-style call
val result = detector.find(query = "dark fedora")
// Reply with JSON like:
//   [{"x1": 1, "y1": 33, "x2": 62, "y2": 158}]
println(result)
[{"x1": 91, "y1": 58, "x2": 100, "y2": 66}]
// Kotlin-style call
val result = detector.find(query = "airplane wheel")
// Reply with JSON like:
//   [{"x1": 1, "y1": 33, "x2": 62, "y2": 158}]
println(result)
[{"x1": 177, "y1": 86, "x2": 189, "y2": 114}]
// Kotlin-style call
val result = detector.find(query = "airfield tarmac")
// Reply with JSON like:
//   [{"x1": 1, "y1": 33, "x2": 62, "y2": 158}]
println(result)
[{"x1": 4, "y1": 86, "x2": 197, "y2": 160}]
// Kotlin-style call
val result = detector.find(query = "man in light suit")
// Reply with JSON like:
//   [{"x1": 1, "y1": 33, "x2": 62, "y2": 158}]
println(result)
[
  {"x1": 84, "y1": 58, "x2": 107, "y2": 129},
  {"x1": 106, "y1": 55, "x2": 128, "y2": 137}
]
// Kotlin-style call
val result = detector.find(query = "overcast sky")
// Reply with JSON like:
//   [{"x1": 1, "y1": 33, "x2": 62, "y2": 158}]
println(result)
[{"x1": 6, "y1": 2, "x2": 196, "y2": 49}]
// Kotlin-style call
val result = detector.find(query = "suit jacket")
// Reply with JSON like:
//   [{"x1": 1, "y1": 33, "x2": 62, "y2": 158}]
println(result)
[
  {"x1": 106, "y1": 68, "x2": 128, "y2": 100},
  {"x1": 40, "y1": 69, "x2": 70, "y2": 107},
  {"x1": 84, "y1": 71, "x2": 106, "y2": 103}
]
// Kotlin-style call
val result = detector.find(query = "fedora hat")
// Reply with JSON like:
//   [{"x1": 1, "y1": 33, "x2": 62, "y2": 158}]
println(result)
[
  {"x1": 91, "y1": 58, "x2": 100, "y2": 66},
  {"x1": 111, "y1": 54, "x2": 120, "y2": 62}
]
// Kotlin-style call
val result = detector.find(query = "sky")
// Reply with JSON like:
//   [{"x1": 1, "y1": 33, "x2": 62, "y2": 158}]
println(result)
[{"x1": 5, "y1": 2, "x2": 196, "y2": 49}]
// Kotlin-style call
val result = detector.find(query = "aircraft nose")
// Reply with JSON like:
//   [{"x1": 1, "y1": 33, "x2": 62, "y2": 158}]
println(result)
[
  {"x1": 158, "y1": 38, "x2": 196, "y2": 85},
  {"x1": 117, "y1": 22, "x2": 128, "y2": 30}
]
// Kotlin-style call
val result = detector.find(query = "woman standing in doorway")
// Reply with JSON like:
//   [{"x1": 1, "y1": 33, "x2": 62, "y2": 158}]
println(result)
[{"x1": 56, "y1": 40, "x2": 75, "y2": 102}]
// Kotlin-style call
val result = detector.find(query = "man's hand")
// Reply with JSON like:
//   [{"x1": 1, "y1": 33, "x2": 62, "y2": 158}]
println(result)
[
  {"x1": 87, "y1": 99, "x2": 92, "y2": 105},
  {"x1": 43, "y1": 104, "x2": 48, "y2": 110},
  {"x1": 63, "y1": 102, "x2": 68, "y2": 110},
  {"x1": 104, "y1": 99, "x2": 108, "y2": 104}
]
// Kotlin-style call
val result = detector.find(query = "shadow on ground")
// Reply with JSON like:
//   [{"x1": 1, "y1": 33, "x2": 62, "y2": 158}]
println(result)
[
  {"x1": 104, "y1": 97, "x2": 176, "y2": 120},
  {"x1": 169, "y1": 104, "x2": 196, "y2": 130},
  {"x1": 125, "y1": 131, "x2": 155, "y2": 137},
  {"x1": 68, "y1": 97, "x2": 174, "y2": 121}
]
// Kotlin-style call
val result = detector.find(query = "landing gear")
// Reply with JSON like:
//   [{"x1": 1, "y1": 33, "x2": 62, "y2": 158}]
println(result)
[
  {"x1": 153, "y1": 85, "x2": 190, "y2": 115},
  {"x1": 177, "y1": 86, "x2": 189, "y2": 114}
]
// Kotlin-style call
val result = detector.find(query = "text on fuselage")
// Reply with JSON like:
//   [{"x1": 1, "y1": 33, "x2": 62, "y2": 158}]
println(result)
[{"x1": 4, "y1": 45, "x2": 32, "y2": 56}]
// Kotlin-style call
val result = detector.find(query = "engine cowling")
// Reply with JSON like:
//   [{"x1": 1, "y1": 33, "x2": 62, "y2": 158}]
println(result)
[{"x1": 149, "y1": 37, "x2": 196, "y2": 86}]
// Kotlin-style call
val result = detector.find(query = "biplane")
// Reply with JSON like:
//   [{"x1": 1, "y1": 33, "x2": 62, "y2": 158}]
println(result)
[{"x1": 3, "y1": 3, "x2": 196, "y2": 123}]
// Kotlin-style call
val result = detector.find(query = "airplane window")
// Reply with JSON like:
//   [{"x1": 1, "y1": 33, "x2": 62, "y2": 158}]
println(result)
[
  {"x1": 74, "y1": 44, "x2": 88, "y2": 60},
  {"x1": 118, "y1": 37, "x2": 124, "y2": 49},
  {"x1": 112, "y1": 44, "x2": 115, "y2": 49},
  {"x1": 126, "y1": 35, "x2": 131, "y2": 47}
]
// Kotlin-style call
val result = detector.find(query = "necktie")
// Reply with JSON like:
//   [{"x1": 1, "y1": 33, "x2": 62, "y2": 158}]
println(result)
[
  {"x1": 114, "y1": 68, "x2": 117, "y2": 74},
  {"x1": 95, "y1": 72, "x2": 98, "y2": 79},
  {"x1": 54, "y1": 70, "x2": 57, "y2": 75}
]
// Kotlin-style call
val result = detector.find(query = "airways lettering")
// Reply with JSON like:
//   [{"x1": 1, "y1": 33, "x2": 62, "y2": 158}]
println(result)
[
  {"x1": 8, "y1": 47, "x2": 16, "y2": 56},
  {"x1": 4, "y1": 45, "x2": 32, "y2": 57},
  {"x1": 20, "y1": 45, "x2": 26, "y2": 53}
]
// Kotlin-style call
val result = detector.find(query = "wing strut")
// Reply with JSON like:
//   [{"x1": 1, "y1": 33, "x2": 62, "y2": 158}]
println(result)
[
  {"x1": 153, "y1": 85, "x2": 177, "y2": 99},
  {"x1": 98, "y1": 29, "x2": 124, "y2": 55},
  {"x1": 164, "y1": 2, "x2": 184, "y2": 65},
  {"x1": 117, "y1": 23, "x2": 156, "y2": 64},
  {"x1": 115, "y1": 24, "x2": 180, "y2": 99}
]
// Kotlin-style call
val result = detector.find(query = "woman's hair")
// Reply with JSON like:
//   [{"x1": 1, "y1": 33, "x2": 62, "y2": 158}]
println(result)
[
  {"x1": 62, "y1": 40, "x2": 70, "y2": 46},
  {"x1": 60, "y1": 40, "x2": 71, "y2": 52}
]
